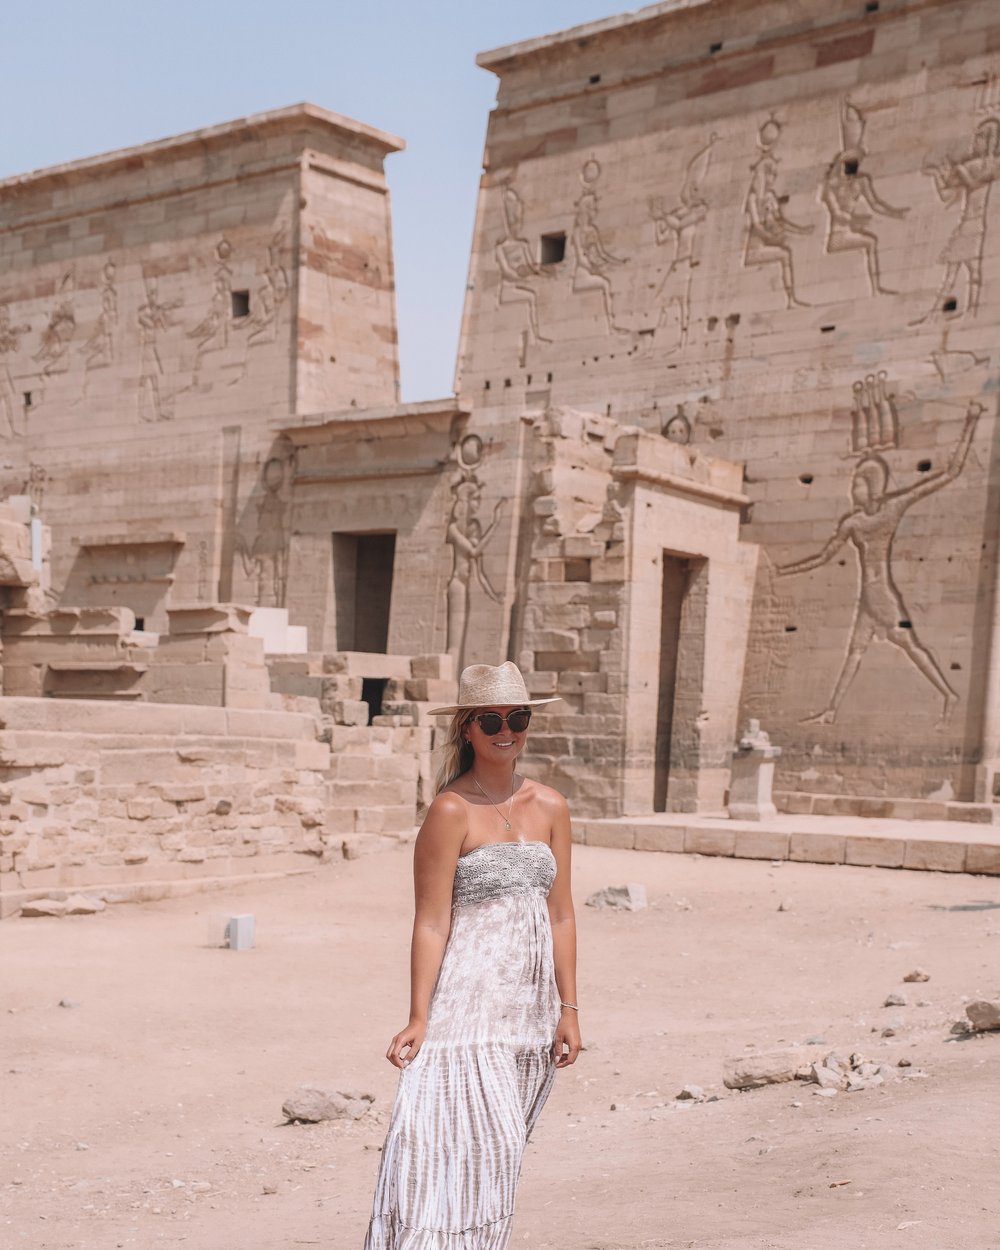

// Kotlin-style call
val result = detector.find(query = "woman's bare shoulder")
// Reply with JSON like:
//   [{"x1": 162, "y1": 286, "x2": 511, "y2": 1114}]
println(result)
[
  {"x1": 521, "y1": 777, "x2": 570, "y2": 815},
  {"x1": 424, "y1": 788, "x2": 470, "y2": 827}
]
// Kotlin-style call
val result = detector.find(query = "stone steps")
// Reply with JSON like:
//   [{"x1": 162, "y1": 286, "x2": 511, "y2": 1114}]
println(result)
[{"x1": 573, "y1": 812, "x2": 1000, "y2": 875}]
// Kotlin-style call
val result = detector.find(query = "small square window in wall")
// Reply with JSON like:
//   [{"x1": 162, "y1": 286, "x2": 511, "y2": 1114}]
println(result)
[
  {"x1": 564, "y1": 558, "x2": 592, "y2": 582},
  {"x1": 540, "y1": 233, "x2": 567, "y2": 265},
  {"x1": 231, "y1": 290, "x2": 250, "y2": 319}
]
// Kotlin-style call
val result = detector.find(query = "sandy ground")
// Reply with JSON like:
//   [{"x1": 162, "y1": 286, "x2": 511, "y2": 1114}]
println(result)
[{"x1": 3, "y1": 843, "x2": 1000, "y2": 1250}]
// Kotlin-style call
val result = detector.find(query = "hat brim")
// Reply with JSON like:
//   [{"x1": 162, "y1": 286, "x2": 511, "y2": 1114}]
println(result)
[{"x1": 426, "y1": 696, "x2": 562, "y2": 717}]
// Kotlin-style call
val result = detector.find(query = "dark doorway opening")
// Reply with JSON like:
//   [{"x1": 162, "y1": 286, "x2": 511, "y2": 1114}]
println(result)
[
  {"x1": 361, "y1": 677, "x2": 388, "y2": 725},
  {"x1": 653, "y1": 554, "x2": 689, "y2": 812},
  {"x1": 331, "y1": 531, "x2": 396, "y2": 652}
]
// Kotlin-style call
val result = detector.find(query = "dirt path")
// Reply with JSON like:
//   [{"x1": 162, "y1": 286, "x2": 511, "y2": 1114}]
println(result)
[{"x1": 3, "y1": 844, "x2": 999, "y2": 1249}]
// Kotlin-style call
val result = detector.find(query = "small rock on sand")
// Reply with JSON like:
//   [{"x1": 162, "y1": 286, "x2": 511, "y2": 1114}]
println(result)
[
  {"x1": 676, "y1": 1084, "x2": 705, "y2": 1102},
  {"x1": 965, "y1": 1000, "x2": 1000, "y2": 1032},
  {"x1": 585, "y1": 884, "x2": 648, "y2": 911},
  {"x1": 282, "y1": 1087, "x2": 375, "y2": 1123},
  {"x1": 884, "y1": 992, "x2": 908, "y2": 1007},
  {"x1": 723, "y1": 1049, "x2": 809, "y2": 1090},
  {"x1": 902, "y1": 968, "x2": 929, "y2": 983}
]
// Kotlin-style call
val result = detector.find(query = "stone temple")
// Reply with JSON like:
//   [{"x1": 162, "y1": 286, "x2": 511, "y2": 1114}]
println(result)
[{"x1": 2, "y1": 0, "x2": 1000, "y2": 912}]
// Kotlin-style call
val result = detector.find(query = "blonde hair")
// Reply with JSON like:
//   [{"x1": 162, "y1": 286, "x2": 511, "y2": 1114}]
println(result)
[{"x1": 434, "y1": 710, "x2": 475, "y2": 795}]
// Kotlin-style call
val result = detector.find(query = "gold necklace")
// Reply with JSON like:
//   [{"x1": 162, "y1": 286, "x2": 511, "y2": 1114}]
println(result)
[{"x1": 472, "y1": 773, "x2": 514, "y2": 832}]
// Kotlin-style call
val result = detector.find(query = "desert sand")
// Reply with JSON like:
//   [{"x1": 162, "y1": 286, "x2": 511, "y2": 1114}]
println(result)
[{"x1": 3, "y1": 843, "x2": 999, "y2": 1250}]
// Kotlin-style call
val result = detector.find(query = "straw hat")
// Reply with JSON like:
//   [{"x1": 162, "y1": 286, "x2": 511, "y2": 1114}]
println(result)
[{"x1": 427, "y1": 661, "x2": 560, "y2": 716}]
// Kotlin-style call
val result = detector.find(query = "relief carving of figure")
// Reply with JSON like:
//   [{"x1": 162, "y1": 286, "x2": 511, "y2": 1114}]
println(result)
[
  {"x1": 245, "y1": 230, "x2": 290, "y2": 348},
  {"x1": 494, "y1": 185, "x2": 551, "y2": 345},
  {"x1": 743, "y1": 119, "x2": 813, "y2": 309},
  {"x1": 137, "y1": 277, "x2": 180, "y2": 423},
  {"x1": 237, "y1": 447, "x2": 293, "y2": 608},
  {"x1": 570, "y1": 160, "x2": 628, "y2": 334},
  {"x1": 777, "y1": 400, "x2": 982, "y2": 725},
  {"x1": 445, "y1": 434, "x2": 504, "y2": 667},
  {"x1": 82, "y1": 261, "x2": 119, "y2": 371},
  {"x1": 33, "y1": 271, "x2": 76, "y2": 377},
  {"x1": 649, "y1": 134, "x2": 717, "y2": 352},
  {"x1": 821, "y1": 101, "x2": 908, "y2": 296},
  {"x1": 0, "y1": 304, "x2": 31, "y2": 439},
  {"x1": 188, "y1": 238, "x2": 234, "y2": 359},
  {"x1": 913, "y1": 116, "x2": 1000, "y2": 322}
]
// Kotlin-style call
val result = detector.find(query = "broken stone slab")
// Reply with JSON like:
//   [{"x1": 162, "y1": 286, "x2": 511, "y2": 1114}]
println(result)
[
  {"x1": 585, "y1": 883, "x2": 648, "y2": 911},
  {"x1": 810, "y1": 1063, "x2": 848, "y2": 1091},
  {"x1": 723, "y1": 1049, "x2": 811, "y2": 1090},
  {"x1": 282, "y1": 1087, "x2": 375, "y2": 1123},
  {"x1": 64, "y1": 894, "x2": 106, "y2": 915},
  {"x1": 20, "y1": 898, "x2": 68, "y2": 917},
  {"x1": 966, "y1": 1000, "x2": 1000, "y2": 1032}
]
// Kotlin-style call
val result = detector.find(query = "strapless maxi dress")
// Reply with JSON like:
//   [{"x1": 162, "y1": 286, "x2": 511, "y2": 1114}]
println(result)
[{"x1": 363, "y1": 839, "x2": 562, "y2": 1249}]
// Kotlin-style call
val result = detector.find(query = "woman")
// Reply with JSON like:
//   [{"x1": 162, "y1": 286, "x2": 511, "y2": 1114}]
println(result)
[{"x1": 364, "y1": 661, "x2": 581, "y2": 1248}]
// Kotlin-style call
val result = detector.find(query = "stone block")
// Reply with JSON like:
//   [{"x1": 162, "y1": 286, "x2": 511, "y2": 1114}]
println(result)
[
  {"x1": 404, "y1": 678, "x2": 458, "y2": 703},
  {"x1": 557, "y1": 671, "x2": 606, "y2": 695},
  {"x1": 583, "y1": 822, "x2": 635, "y2": 849},
  {"x1": 167, "y1": 604, "x2": 252, "y2": 635},
  {"x1": 845, "y1": 836, "x2": 905, "y2": 869},
  {"x1": 633, "y1": 825, "x2": 685, "y2": 853},
  {"x1": 966, "y1": 843, "x2": 1000, "y2": 875},
  {"x1": 323, "y1": 652, "x2": 411, "y2": 680},
  {"x1": 902, "y1": 840, "x2": 966, "y2": 873},
  {"x1": 684, "y1": 826, "x2": 735, "y2": 857},
  {"x1": 524, "y1": 670, "x2": 558, "y2": 696},
  {"x1": 732, "y1": 828, "x2": 790, "y2": 860},
  {"x1": 410, "y1": 654, "x2": 456, "y2": 681},
  {"x1": 789, "y1": 832, "x2": 845, "y2": 865}
]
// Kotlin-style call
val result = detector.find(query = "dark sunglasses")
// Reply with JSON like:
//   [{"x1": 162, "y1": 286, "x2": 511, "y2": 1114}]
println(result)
[{"x1": 471, "y1": 708, "x2": 532, "y2": 736}]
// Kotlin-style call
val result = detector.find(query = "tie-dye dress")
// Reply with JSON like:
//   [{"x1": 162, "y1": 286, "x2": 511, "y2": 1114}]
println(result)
[{"x1": 364, "y1": 839, "x2": 561, "y2": 1249}]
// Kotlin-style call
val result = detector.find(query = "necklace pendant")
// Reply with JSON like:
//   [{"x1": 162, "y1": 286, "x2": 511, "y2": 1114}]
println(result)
[{"x1": 503, "y1": 821, "x2": 511, "y2": 831}]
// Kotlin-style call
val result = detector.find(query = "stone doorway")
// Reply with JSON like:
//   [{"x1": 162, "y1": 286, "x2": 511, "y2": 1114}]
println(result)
[
  {"x1": 654, "y1": 554, "x2": 691, "y2": 811},
  {"x1": 331, "y1": 532, "x2": 396, "y2": 652}
]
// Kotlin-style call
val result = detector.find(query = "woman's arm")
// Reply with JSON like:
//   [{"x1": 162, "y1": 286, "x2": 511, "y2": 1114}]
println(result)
[
  {"x1": 385, "y1": 793, "x2": 466, "y2": 1069},
  {"x1": 546, "y1": 794, "x2": 582, "y2": 1068}
]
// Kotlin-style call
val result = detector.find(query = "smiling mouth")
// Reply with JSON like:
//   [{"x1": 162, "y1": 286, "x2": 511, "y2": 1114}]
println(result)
[{"x1": 493, "y1": 740, "x2": 515, "y2": 748}]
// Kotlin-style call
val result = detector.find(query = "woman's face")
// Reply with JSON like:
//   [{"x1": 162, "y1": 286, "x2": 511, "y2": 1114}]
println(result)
[{"x1": 464, "y1": 704, "x2": 531, "y2": 767}]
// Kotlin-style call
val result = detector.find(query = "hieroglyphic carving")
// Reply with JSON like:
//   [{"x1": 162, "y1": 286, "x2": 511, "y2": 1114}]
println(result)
[
  {"x1": 743, "y1": 118, "x2": 813, "y2": 309},
  {"x1": 137, "y1": 277, "x2": 180, "y2": 423},
  {"x1": 820, "y1": 101, "x2": 908, "y2": 296},
  {"x1": 913, "y1": 115, "x2": 1000, "y2": 322},
  {"x1": 778, "y1": 394, "x2": 982, "y2": 725},
  {"x1": 33, "y1": 271, "x2": 76, "y2": 377},
  {"x1": 446, "y1": 433, "x2": 504, "y2": 667},
  {"x1": 245, "y1": 230, "x2": 289, "y2": 348},
  {"x1": 0, "y1": 304, "x2": 30, "y2": 438},
  {"x1": 82, "y1": 261, "x2": 119, "y2": 372},
  {"x1": 188, "y1": 238, "x2": 234, "y2": 360},
  {"x1": 930, "y1": 348, "x2": 990, "y2": 381},
  {"x1": 237, "y1": 439, "x2": 294, "y2": 607},
  {"x1": 495, "y1": 185, "x2": 551, "y2": 346},
  {"x1": 648, "y1": 134, "x2": 717, "y2": 352},
  {"x1": 570, "y1": 159, "x2": 628, "y2": 333},
  {"x1": 26, "y1": 463, "x2": 47, "y2": 511},
  {"x1": 850, "y1": 371, "x2": 899, "y2": 454}
]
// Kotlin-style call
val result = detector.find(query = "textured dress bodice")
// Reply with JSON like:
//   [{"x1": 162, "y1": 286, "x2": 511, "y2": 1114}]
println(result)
[{"x1": 451, "y1": 840, "x2": 556, "y2": 907}]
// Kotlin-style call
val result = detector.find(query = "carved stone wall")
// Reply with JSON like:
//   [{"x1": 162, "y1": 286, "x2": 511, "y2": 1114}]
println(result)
[
  {"x1": 461, "y1": 0, "x2": 1000, "y2": 803},
  {"x1": 0, "y1": 105, "x2": 403, "y2": 626}
]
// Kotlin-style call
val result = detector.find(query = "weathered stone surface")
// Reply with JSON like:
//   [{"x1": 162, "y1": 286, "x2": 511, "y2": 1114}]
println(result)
[
  {"x1": 281, "y1": 1087, "x2": 374, "y2": 1123},
  {"x1": 966, "y1": 1000, "x2": 1000, "y2": 1032},
  {"x1": 585, "y1": 883, "x2": 647, "y2": 910},
  {"x1": 723, "y1": 1049, "x2": 809, "y2": 1091}
]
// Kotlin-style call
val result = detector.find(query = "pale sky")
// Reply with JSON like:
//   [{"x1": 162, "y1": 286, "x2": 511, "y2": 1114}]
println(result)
[{"x1": 2, "y1": 1, "x2": 622, "y2": 402}]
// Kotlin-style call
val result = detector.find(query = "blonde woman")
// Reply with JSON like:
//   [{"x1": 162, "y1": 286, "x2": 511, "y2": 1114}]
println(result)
[{"x1": 364, "y1": 661, "x2": 581, "y2": 1248}]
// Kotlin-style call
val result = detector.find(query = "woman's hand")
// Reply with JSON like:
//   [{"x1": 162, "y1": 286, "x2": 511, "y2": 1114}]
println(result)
[
  {"x1": 386, "y1": 1018, "x2": 426, "y2": 1069},
  {"x1": 552, "y1": 1009, "x2": 582, "y2": 1069}
]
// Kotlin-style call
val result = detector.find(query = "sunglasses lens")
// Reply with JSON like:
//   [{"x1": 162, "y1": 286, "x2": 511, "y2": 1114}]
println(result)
[
  {"x1": 508, "y1": 709, "x2": 531, "y2": 733},
  {"x1": 476, "y1": 713, "x2": 503, "y2": 735}
]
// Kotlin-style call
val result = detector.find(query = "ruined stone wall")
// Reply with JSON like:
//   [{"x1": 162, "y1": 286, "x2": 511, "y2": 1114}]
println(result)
[
  {"x1": 461, "y1": 0, "x2": 1000, "y2": 802},
  {"x1": 0, "y1": 106, "x2": 402, "y2": 634}
]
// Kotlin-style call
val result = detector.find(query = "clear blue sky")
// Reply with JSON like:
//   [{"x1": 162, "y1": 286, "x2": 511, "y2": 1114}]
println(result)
[{"x1": 2, "y1": 1, "x2": 620, "y2": 402}]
